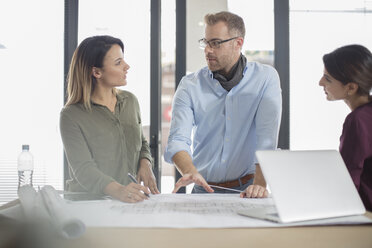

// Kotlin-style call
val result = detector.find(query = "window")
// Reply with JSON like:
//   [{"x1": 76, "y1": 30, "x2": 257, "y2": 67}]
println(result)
[
  {"x1": 0, "y1": 0, "x2": 64, "y2": 204},
  {"x1": 79, "y1": 0, "x2": 151, "y2": 140},
  {"x1": 290, "y1": 0, "x2": 372, "y2": 150}
]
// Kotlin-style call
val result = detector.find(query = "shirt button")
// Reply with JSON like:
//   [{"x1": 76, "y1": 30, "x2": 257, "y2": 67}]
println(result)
[
  {"x1": 222, "y1": 159, "x2": 226, "y2": 163},
  {"x1": 226, "y1": 138, "x2": 229, "y2": 142}
]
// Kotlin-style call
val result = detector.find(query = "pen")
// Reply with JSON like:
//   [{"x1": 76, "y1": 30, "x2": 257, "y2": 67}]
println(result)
[
  {"x1": 127, "y1": 173, "x2": 150, "y2": 197},
  {"x1": 209, "y1": 185, "x2": 243, "y2": 193}
]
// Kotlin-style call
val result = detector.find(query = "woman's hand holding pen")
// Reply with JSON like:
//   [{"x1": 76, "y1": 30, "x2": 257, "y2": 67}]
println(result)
[
  {"x1": 104, "y1": 181, "x2": 150, "y2": 203},
  {"x1": 137, "y1": 159, "x2": 160, "y2": 194}
]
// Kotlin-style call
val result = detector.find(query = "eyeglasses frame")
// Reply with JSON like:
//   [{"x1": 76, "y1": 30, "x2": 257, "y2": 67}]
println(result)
[{"x1": 198, "y1": 36, "x2": 240, "y2": 49}]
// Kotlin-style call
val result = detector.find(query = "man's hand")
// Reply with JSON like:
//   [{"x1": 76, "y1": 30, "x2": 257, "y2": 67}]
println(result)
[
  {"x1": 137, "y1": 159, "x2": 160, "y2": 194},
  {"x1": 171, "y1": 151, "x2": 213, "y2": 193},
  {"x1": 240, "y1": 163, "x2": 268, "y2": 198},
  {"x1": 172, "y1": 172, "x2": 214, "y2": 193},
  {"x1": 240, "y1": 184, "x2": 268, "y2": 198}
]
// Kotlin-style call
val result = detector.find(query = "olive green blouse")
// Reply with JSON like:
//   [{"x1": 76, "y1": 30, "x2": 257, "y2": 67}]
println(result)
[{"x1": 60, "y1": 90, "x2": 153, "y2": 194}]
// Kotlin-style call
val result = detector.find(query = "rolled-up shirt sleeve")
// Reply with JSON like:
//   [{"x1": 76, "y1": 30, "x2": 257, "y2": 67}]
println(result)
[
  {"x1": 164, "y1": 79, "x2": 195, "y2": 163},
  {"x1": 254, "y1": 68, "x2": 282, "y2": 163},
  {"x1": 140, "y1": 130, "x2": 154, "y2": 166},
  {"x1": 60, "y1": 111, "x2": 115, "y2": 194},
  {"x1": 134, "y1": 98, "x2": 154, "y2": 167}
]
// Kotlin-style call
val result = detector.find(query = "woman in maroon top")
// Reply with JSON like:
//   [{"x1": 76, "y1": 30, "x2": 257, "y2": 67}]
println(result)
[{"x1": 319, "y1": 44, "x2": 372, "y2": 211}]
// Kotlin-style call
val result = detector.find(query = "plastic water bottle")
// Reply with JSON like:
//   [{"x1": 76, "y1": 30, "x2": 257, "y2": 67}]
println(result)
[{"x1": 17, "y1": 144, "x2": 34, "y2": 189}]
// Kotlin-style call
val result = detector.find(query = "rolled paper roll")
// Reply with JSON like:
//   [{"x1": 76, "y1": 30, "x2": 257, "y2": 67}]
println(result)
[{"x1": 40, "y1": 185, "x2": 86, "y2": 239}]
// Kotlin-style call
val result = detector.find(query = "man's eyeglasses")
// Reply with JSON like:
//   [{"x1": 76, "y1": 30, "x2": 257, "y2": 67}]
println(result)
[{"x1": 198, "y1": 37, "x2": 239, "y2": 49}]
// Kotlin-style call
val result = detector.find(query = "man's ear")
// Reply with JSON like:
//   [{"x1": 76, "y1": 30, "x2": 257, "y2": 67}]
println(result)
[
  {"x1": 92, "y1": 67, "x2": 102, "y2": 79},
  {"x1": 346, "y1": 82, "x2": 359, "y2": 96},
  {"x1": 236, "y1": 37, "x2": 244, "y2": 50}
]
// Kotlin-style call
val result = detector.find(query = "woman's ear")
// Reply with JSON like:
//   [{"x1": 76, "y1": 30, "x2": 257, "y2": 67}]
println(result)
[
  {"x1": 346, "y1": 82, "x2": 359, "y2": 96},
  {"x1": 92, "y1": 67, "x2": 102, "y2": 79}
]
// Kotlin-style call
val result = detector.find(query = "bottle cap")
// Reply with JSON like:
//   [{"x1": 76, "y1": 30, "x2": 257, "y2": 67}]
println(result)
[{"x1": 22, "y1": 144, "x2": 29, "y2": 150}]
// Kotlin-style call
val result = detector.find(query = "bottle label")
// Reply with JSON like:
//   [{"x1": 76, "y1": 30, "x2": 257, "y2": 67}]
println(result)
[{"x1": 18, "y1": 170, "x2": 34, "y2": 188}]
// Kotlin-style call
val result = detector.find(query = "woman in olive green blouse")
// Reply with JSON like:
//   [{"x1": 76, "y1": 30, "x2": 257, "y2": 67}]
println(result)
[{"x1": 60, "y1": 35, "x2": 159, "y2": 203}]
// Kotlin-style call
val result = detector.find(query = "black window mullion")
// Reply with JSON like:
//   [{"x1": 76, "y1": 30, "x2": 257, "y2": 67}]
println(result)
[
  {"x1": 174, "y1": 0, "x2": 187, "y2": 193},
  {"x1": 64, "y1": 0, "x2": 79, "y2": 189},
  {"x1": 274, "y1": 0, "x2": 290, "y2": 150},
  {"x1": 150, "y1": 0, "x2": 162, "y2": 191}
]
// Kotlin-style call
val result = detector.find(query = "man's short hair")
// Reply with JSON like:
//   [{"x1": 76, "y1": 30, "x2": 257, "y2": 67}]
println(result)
[{"x1": 204, "y1": 11, "x2": 245, "y2": 38}]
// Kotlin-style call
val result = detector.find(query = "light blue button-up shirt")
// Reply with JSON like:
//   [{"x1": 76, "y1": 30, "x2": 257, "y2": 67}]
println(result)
[{"x1": 164, "y1": 62, "x2": 282, "y2": 183}]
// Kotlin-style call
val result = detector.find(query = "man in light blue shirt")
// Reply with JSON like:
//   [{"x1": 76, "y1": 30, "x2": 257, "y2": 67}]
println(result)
[{"x1": 164, "y1": 11, "x2": 282, "y2": 198}]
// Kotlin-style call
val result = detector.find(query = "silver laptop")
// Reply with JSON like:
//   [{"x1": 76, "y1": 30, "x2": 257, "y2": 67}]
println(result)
[{"x1": 238, "y1": 150, "x2": 366, "y2": 223}]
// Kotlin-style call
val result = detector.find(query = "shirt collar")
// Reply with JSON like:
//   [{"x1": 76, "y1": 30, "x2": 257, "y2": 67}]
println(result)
[
  {"x1": 208, "y1": 65, "x2": 248, "y2": 79},
  {"x1": 90, "y1": 90, "x2": 128, "y2": 107},
  {"x1": 116, "y1": 91, "x2": 127, "y2": 103},
  {"x1": 207, "y1": 65, "x2": 249, "y2": 96}
]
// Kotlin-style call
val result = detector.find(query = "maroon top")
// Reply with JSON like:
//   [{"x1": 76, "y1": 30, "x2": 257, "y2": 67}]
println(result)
[{"x1": 340, "y1": 101, "x2": 372, "y2": 211}]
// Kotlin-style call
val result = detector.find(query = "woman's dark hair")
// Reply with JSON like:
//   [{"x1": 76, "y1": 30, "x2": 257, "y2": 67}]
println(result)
[
  {"x1": 66, "y1": 35, "x2": 124, "y2": 109},
  {"x1": 323, "y1": 44, "x2": 372, "y2": 98}
]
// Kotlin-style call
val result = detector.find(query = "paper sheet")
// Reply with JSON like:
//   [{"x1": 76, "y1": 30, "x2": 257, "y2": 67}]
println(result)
[{"x1": 64, "y1": 194, "x2": 372, "y2": 228}]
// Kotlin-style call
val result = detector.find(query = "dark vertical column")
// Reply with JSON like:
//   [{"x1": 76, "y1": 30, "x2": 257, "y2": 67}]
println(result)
[
  {"x1": 150, "y1": 0, "x2": 162, "y2": 191},
  {"x1": 175, "y1": 0, "x2": 186, "y2": 193},
  {"x1": 274, "y1": 0, "x2": 290, "y2": 149},
  {"x1": 64, "y1": 0, "x2": 78, "y2": 189}
]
